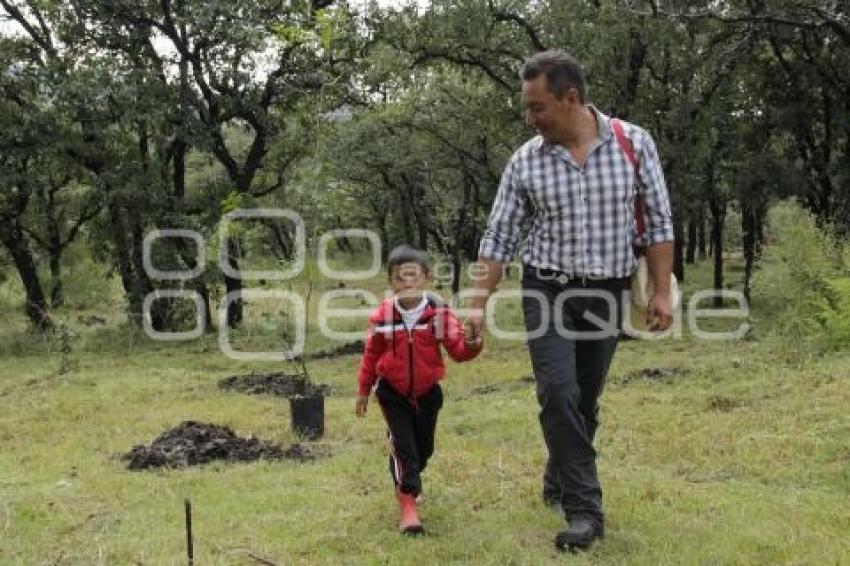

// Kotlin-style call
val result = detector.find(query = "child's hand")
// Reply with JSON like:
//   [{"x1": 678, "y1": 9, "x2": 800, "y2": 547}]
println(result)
[
  {"x1": 355, "y1": 395, "x2": 369, "y2": 417},
  {"x1": 463, "y1": 321, "x2": 482, "y2": 347}
]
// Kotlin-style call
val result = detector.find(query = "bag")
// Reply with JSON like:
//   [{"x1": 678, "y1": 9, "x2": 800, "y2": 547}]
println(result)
[
  {"x1": 610, "y1": 119, "x2": 679, "y2": 332},
  {"x1": 629, "y1": 254, "x2": 680, "y2": 332}
]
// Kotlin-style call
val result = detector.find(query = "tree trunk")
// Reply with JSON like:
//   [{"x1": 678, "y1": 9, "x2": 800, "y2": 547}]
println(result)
[
  {"x1": 418, "y1": 220, "x2": 428, "y2": 251},
  {"x1": 172, "y1": 138, "x2": 187, "y2": 201},
  {"x1": 755, "y1": 207, "x2": 765, "y2": 259},
  {"x1": 48, "y1": 247, "x2": 63, "y2": 308},
  {"x1": 0, "y1": 223, "x2": 53, "y2": 331},
  {"x1": 375, "y1": 208, "x2": 389, "y2": 263},
  {"x1": 46, "y1": 187, "x2": 65, "y2": 308},
  {"x1": 223, "y1": 235, "x2": 243, "y2": 327},
  {"x1": 709, "y1": 196, "x2": 725, "y2": 308},
  {"x1": 451, "y1": 252, "x2": 461, "y2": 298},
  {"x1": 686, "y1": 218, "x2": 697, "y2": 264},
  {"x1": 468, "y1": 176, "x2": 481, "y2": 260},
  {"x1": 109, "y1": 202, "x2": 169, "y2": 329},
  {"x1": 174, "y1": 34, "x2": 189, "y2": 201},
  {"x1": 390, "y1": 175, "x2": 414, "y2": 244},
  {"x1": 130, "y1": 215, "x2": 171, "y2": 329},
  {"x1": 334, "y1": 226, "x2": 354, "y2": 254},
  {"x1": 109, "y1": 204, "x2": 143, "y2": 326},
  {"x1": 673, "y1": 218, "x2": 685, "y2": 283},
  {"x1": 264, "y1": 220, "x2": 294, "y2": 260},
  {"x1": 742, "y1": 204, "x2": 756, "y2": 306},
  {"x1": 403, "y1": 173, "x2": 429, "y2": 251},
  {"x1": 698, "y1": 212, "x2": 707, "y2": 259},
  {"x1": 168, "y1": 237, "x2": 212, "y2": 333},
  {"x1": 452, "y1": 173, "x2": 473, "y2": 296},
  {"x1": 197, "y1": 282, "x2": 214, "y2": 333},
  {"x1": 399, "y1": 199, "x2": 414, "y2": 244}
]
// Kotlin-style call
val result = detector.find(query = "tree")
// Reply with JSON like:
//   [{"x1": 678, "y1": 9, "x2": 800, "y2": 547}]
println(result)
[
  {"x1": 0, "y1": 37, "x2": 55, "y2": 329},
  {"x1": 2, "y1": 0, "x2": 362, "y2": 329},
  {"x1": 75, "y1": 0, "x2": 361, "y2": 326}
]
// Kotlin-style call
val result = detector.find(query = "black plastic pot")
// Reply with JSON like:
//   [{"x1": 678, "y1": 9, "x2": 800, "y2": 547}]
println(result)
[{"x1": 289, "y1": 393, "x2": 324, "y2": 440}]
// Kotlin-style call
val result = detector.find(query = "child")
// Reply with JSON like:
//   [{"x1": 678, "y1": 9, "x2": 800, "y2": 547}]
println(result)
[{"x1": 356, "y1": 244, "x2": 482, "y2": 535}]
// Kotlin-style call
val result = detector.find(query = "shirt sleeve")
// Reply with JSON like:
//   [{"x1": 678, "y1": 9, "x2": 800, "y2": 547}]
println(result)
[
  {"x1": 477, "y1": 153, "x2": 534, "y2": 262},
  {"x1": 635, "y1": 129, "x2": 675, "y2": 246},
  {"x1": 357, "y1": 322, "x2": 386, "y2": 397}
]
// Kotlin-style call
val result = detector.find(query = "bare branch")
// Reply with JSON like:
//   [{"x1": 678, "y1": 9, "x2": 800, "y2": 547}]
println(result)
[
  {"x1": 805, "y1": 4, "x2": 850, "y2": 45},
  {"x1": 487, "y1": 0, "x2": 547, "y2": 51},
  {"x1": 0, "y1": 0, "x2": 56, "y2": 59},
  {"x1": 642, "y1": 5, "x2": 848, "y2": 45},
  {"x1": 63, "y1": 195, "x2": 103, "y2": 248},
  {"x1": 412, "y1": 51, "x2": 515, "y2": 92},
  {"x1": 22, "y1": 0, "x2": 53, "y2": 52}
]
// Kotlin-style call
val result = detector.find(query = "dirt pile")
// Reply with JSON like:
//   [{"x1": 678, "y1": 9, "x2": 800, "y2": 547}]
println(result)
[
  {"x1": 455, "y1": 375, "x2": 536, "y2": 401},
  {"x1": 614, "y1": 367, "x2": 687, "y2": 385},
  {"x1": 308, "y1": 340, "x2": 364, "y2": 360},
  {"x1": 218, "y1": 373, "x2": 329, "y2": 398},
  {"x1": 123, "y1": 421, "x2": 318, "y2": 470}
]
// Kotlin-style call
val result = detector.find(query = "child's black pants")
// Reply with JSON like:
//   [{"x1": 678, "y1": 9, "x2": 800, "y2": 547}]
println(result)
[{"x1": 375, "y1": 379, "x2": 443, "y2": 496}]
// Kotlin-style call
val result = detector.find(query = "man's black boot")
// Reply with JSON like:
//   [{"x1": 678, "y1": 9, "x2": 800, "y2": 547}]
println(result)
[
  {"x1": 554, "y1": 517, "x2": 604, "y2": 551},
  {"x1": 542, "y1": 492, "x2": 564, "y2": 516}
]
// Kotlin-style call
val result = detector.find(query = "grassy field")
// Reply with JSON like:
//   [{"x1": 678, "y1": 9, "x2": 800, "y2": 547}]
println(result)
[{"x1": 1, "y1": 247, "x2": 849, "y2": 564}]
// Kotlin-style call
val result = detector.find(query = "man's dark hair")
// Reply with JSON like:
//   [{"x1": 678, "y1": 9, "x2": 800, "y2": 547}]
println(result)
[
  {"x1": 521, "y1": 50, "x2": 587, "y2": 103},
  {"x1": 386, "y1": 244, "x2": 430, "y2": 276}
]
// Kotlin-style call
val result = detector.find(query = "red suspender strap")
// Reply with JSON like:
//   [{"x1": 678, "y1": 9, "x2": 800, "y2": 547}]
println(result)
[{"x1": 611, "y1": 119, "x2": 647, "y2": 241}]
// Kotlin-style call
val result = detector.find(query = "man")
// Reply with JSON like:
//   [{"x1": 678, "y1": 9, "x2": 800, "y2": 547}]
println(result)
[{"x1": 467, "y1": 50, "x2": 675, "y2": 551}]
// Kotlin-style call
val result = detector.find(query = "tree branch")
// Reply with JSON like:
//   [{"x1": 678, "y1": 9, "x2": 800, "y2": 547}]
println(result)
[
  {"x1": 0, "y1": 0, "x2": 56, "y2": 60},
  {"x1": 486, "y1": 1, "x2": 546, "y2": 51},
  {"x1": 62, "y1": 195, "x2": 103, "y2": 249},
  {"x1": 412, "y1": 51, "x2": 514, "y2": 92},
  {"x1": 22, "y1": 0, "x2": 53, "y2": 52}
]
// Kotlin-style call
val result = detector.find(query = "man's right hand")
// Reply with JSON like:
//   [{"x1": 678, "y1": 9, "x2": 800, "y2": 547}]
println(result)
[
  {"x1": 465, "y1": 309, "x2": 484, "y2": 346},
  {"x1": 463, "y1": 319, "x2": 483, "y2": 347},
  {"x1": 464, "y1": 258, "x2": 505, "y2": 345}
]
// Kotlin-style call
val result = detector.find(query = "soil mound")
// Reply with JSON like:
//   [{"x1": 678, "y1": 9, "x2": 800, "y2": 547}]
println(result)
[
  {"x1": 308, "y1": 340, "x2": 364, "y2": 360},
  {"x1": 123, "y1": 421, "x2": 317, "y2": 470},
  {"x1": 218, "y1": 373, "x2": 329, "y2": 398},
  {"x1": 615, "y1": 367, "x2": 686, "y2": 385}
]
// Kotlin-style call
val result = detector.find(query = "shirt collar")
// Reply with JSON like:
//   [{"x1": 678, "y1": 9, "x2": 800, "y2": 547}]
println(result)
[
  {"x1": 533, "y1": 105, "x2": 613, "y2": 153},
  {"x1": 394, "y1": 293, "x2": 428, "y2": 315}
]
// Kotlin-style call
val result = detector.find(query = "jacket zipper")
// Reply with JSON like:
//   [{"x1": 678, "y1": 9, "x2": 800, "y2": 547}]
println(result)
[{"x1": 406, "y1": 328, "x2": 414, "y2": 401}]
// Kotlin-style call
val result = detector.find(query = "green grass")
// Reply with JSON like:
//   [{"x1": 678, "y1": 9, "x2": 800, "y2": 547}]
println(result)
[
  {"x1": 2, "y1": 327, "x2": 849, "y2": 564},
  {"x1": 1, "y1": 237, "x2": 849, "y2": 563}
]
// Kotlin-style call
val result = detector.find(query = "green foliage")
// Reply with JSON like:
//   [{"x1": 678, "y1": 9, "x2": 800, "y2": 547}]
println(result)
[
  {"x1": 273, "y1": 21, "x2": 313, "y2": 45},
  {"x1": 220, "y1": 191, "x2": 246, "y2": 216},
  {"x1": 820, "y1": 277, "x2": 850, "y2": 352},
  {"x1": 3, "y1": 0, "x2": 850, "y2": 340},
  {"x1": 40, "y1": 243, "x2": 116, "y2": 311},
  {"x1": 753, "y1": 202, "x2": 850, "y2": 355},
  {"x1": 55, "y1": 320, "x2": 76, "y2": 374}
]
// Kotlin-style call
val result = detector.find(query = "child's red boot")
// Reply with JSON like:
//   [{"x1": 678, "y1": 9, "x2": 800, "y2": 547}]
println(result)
[{"x1": 396, "y1": 490, "x2": 424, "y2": 535}]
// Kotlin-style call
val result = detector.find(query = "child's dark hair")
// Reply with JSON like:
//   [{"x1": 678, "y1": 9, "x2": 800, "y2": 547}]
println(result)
[{"x1": 386, "y1": 244, "x2": 430, "y2": 276}]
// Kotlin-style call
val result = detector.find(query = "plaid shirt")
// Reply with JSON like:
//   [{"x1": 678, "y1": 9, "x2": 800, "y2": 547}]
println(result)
[{"x1": 478, "y1": 106, "x2": 674, "y2": 279}]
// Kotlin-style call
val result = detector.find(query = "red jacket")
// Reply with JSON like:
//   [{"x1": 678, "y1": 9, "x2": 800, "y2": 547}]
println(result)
[{"x1": 358, "y1": 296, "x2": 482, "y2": 399}]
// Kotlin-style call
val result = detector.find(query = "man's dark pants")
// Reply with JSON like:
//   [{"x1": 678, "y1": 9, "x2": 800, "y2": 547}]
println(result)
[{"x1": 521, "y1": 265, "x2": 626, "y2": 528}]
